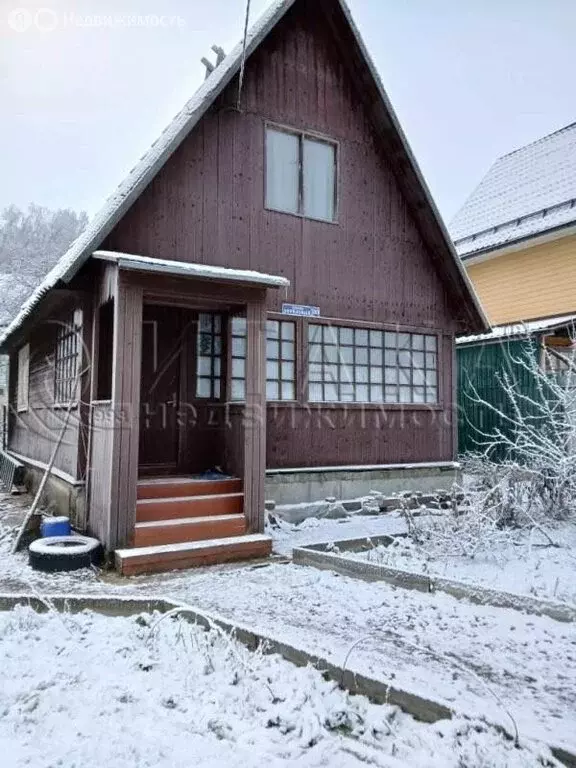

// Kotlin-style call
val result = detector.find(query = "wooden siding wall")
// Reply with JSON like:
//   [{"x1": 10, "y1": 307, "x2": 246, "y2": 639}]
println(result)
[
  {"x1": 466, "y1": 233, "x2": 576, "y2": 325},
  {"x1": 102, "y1": 0, "x2": 459, "y2": 466},
  {"x1": 88, "y1": 401, "x2": 114, "y2": 543},
  {"x1": 8, "y1": 303, "x2": 84, "y2": 480}
]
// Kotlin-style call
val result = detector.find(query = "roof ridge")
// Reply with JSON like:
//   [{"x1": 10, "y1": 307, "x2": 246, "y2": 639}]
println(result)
[{"x1": 498, "y1": 120, "x2": 576, "y2": 161}]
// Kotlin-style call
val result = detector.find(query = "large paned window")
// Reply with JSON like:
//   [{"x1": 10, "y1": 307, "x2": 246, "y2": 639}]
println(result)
[
  {"x1": 230, "y1": 317, "x2": 296, "y2": 401},
  {"x1": 196, "y1": 313, "x2": 222, "y2": 399},
  {"x1": 308, "y1": 324, "x2": 438, "y2": 404},
  {"x1": 54, "y1": 311, "x2": 82, "y2": 405},
  {"x1": 17, "y1": 344, "x2": 29, "y2": 412},
  {"x1": 266, "y1": 126, "x2": 336, "y2": 222}
]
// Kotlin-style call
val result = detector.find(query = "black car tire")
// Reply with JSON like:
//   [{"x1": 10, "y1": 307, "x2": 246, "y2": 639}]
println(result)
[{"x1": 28, "y1": 535, "x2": 101, "y2": 572}]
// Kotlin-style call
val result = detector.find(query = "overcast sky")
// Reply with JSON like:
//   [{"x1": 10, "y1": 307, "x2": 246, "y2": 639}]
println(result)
[{"x1": 1, "y1": 0, "x2": 576, "y2": 226}]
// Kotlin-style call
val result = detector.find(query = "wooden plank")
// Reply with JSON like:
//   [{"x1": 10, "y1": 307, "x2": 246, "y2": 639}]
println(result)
[
  {"x1": 133, "y1": 513, "x2": 246, "y2": 547},
  {"x1": 244, "y1": 297, "x2": 267, "y2": 533},
  {"x1": 137, "y1": 477, "x2": 242, "y2": 499},
  {"x1": 136, "y1": 492, "x2": 243, "y2": 521}
]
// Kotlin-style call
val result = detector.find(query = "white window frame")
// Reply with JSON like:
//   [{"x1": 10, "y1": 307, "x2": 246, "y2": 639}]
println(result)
[
  {"x1": 17, "y1": 343, "x2": 30, "y2": 413},
  {"x1": 265, "y1": 123, "x2": 338, "y2": 223}
]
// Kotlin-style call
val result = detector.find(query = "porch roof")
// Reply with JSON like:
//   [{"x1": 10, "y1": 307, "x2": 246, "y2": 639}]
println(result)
[{"x1": 92, "y1": 250, "x2": 290, "y2": 289}]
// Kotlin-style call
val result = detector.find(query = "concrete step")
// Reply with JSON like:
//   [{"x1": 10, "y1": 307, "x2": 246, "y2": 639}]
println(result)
[
  {"x1": 133, "y1": 513, "x2": 246, "y2": 547},
  {"x1": 136, "y1": 492, "x2": 244, "y2": 522},
  {"x1": 115, "y1": 534, "x2": 272, "y2": 576},
  {"x1": 137, "y1": 477, "x2": 242, "y2": 500}
]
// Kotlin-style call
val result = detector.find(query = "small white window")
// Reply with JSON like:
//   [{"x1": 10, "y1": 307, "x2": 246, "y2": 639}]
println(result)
[
  {"x1": 17, "y1": 344, "x2": 29, "y2": 412},
  {"x1": 266, "y1": 126, "x2": 337, "y2": 222}
]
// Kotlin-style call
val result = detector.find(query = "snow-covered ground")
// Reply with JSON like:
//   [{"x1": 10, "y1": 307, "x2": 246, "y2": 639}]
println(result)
[
  {"x1": 1, "y1": 491, "x2": 576, "y2": 758},
  {"x1": 344, "y1": 524, "x2": 576, "y2": 605},
  {"x1": 0, "y1": 606, "x2": 560, "y2": 767}
]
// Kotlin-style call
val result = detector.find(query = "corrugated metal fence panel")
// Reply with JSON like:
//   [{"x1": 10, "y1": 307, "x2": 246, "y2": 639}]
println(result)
[{"x1": 457, "y1": 338, "x2": 543, "y2": 461}]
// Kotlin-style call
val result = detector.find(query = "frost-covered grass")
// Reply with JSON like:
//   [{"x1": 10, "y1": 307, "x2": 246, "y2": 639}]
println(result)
[
  {"x1": 0, "y1": 606, "x2": 560, "y2": 768},
  {"x1": 346, "y1": 520, "x2": 576, "y2": 605}
]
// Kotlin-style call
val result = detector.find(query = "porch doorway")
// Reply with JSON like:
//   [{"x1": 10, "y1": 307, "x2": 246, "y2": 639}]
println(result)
[{"x1": 138, "y1": 304, "x2": 228, "y2": 477}]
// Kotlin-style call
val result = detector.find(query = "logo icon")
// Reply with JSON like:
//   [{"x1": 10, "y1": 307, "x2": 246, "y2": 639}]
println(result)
[{"x1": 7, "y1": 8, "x2": 33, "y2": 32}]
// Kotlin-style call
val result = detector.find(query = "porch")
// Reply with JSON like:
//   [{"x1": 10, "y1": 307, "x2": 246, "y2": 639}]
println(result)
[{"x1": 86, "y1": 251, "x2": 289, "y2": 573}]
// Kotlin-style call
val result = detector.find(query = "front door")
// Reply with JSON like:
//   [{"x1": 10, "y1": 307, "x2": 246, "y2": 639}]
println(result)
[{"x1": 139, "y1": 305, "x2": 182, "y2": 474}]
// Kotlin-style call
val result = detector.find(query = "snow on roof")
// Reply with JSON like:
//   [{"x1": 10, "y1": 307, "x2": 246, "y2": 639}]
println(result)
[
  {"x1": 451, "y1": 122, "x2": 576, "y2": 257},
  {"x1": 0, "y1": 0, "x2": 488, "y2": 350},
  {"x1": 457, "y1": 313, "x2": 576, "y2": 346},
  {"x1": 93, "y1": 251, "x2": 290, "y2": 288}
]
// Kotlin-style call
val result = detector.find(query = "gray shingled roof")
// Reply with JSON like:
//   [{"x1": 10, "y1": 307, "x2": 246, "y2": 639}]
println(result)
[{"x1": 451, "y1": 122, "x2": 576, "y2": 258}]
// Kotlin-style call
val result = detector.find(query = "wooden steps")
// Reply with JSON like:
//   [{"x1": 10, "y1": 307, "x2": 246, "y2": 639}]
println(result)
[
  {"x1": 115, "y1": 475, "x2": 270, "y2": 575},
  {"x1": 116, "y1": 534, "x2": 272, "y2": 576},
  {"x1": 136, "y1": 492, "x2": 244, "y2": 522},
  {"x1": 134, "y1": 513, "x2": 246, "y2": 547},
  {"x1": 137, "y1": 477, "x2": 242, "y2": 500}
]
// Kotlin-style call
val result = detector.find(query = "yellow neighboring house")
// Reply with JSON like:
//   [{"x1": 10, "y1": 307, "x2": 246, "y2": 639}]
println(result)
[{"x1": 451, "y1": 122, "x2": 576, "y2": 326}]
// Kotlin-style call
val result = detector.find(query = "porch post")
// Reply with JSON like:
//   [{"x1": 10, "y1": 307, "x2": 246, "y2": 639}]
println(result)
[
  {"x1": 109, "y1": 275, "x2": 143, "y2": 549},
  {"x1": 244, "y1": 295, "x2": 267, "y2": 533}
]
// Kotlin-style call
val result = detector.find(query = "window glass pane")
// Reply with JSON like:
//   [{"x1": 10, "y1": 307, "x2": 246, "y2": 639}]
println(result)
[
  {"x1": 355, "y1": 347, "x2": 368, "y2": 365},
  {"x1": 325, "y1": 346, "x2": 339, "y2": 363},
  {"x1": 232, "y1": 317, "x2": 246, "y2": 335},
  {"x1": 282, "y1": 381, "x2": 295, "y2": 400},
  {"x1": 309, "y1": 344, "x2": 322, "y2": 363},
  {"x1": 303, "y1": 138, "x2": 335, "y2": 220},
  {"x1": 281, "y1": 341, "x2": 295, "y2": 360},
  {"x1": 197, "y1": 378, "x2": 211, "y2": 398},
  {"x1": 425, "y1": 335, "x2": 437, "y2": 352},
  {"x1": 198, "y1": 356, "x2": 212, "y2": 376},
  {"x1": 426, "y1": 370, "x2": 437, "y2": 386},
  {"x1": 412, "y1": 351, "x2": 425, "y2": 369},
  {"x1": 266, "y1": 321, "x2": 280, "y2": 339},
  {"x1": 426, "y1": 387, "x2": 438, "y2": 403},
  {"x1": 199, "y1": 313, "x2": 212, "y2": 332},
  {"x1": 198, "y1": 333, "x2": 212, "y2": 355},
  {"x1": 232, "y1": 358, "x2": 245, "y2": 378},
  {"x1": 309, "y1": 382, "x2": 323, "y2": 402},
  {"x1": 399, "y1": 351, "x2": 412, "y2": 367},
  {"x1": 413, "y1": 369, "x2": 426, "y2": 386},
  {"x1": 340, "y1": 346, "x2": 354, "y2": 364},
  {"x1": 370, "y1": 367, "x2": 383, "y2": 384},
  {"x1": 385, "y1": 350, "x2": 396, "y2": 366},
  {"x1": 266, "y1": 381, "x2": 280, "y2": 400},
  {"x1": 426, "y1": 353, "x2": 437, "y2": 368},
  {"x1": 309, "y1": 363, "x2": 322, "y2": 381},
  {"x1": 370, "y1": 347, "x2": 382, "y2": 366},
  {"x1": 324, "y1": 383, "x2": 338, "y2": 401},
  {"x1": 214, "y1": 378, "x2": 221, "y2": 398},
  {"x1": 282, "y1": 361, "x2": 295, "y2": 381},
  {"x1": 231, "y1": 380, "x2": 245, "y2": 400},
  {"x1": 355, "y1": 329, "x2": 368, "y2": 346},
  {"x1": 340, "y1": 383, "x2": 355, "y2": 402},
  {"x1": 399, "y1": 369, "x2": 411, "y2": 385},
  {"x1": 399, "y1": 386, "x2": 412, "y2": 403},
  {"x1": 339, "y1": 364, "x2": 353, "y2": 383},
  {"x1": 232, "y1": 336, "x2": 246, "y2": 357},
  {"x1": 385, "y1": 367, "x2": 397, "y2": 384},
  {"x1": 398, "y1": 333, "x2": 411, "y2": 349},
  {"x1": 370, "y1": 385, "x2": 383, "y2": 402},
  {"x1": 267, "y1": 339, "x2": 279, "y2": 359},
  {"x1": 356, "y1": 384, "x2": 369, "y2": 402},
  {"x1": 323, "y1": 325, "x2": 338, "y2": 345},
  {"x1": 266, "y1": 360, "x2": 279, "y2": 380},
  {"x1": 339, "y1": 327, "x2": 353, "y2": 345},
  {"x1": 308, "y1": 324, "x2": 322, "y2": 342},
  {"x1": 355, "y1": 366, "x2": 368, "y2": 383},
  {"x1": 413, "y1": 387, "x2": 426, "y2": 403},
  {"x1": 384, "y1": 332, "x2": 397, "y2": 349},
  {"x1": 412, "y1": 334, "x2": 424, "y2": 351},
  {"x1": 385, "y1": 385, "x2": 398, "y2": 402},
  {"x1": 266, "y1": 129, "x2": 299, "y2": 214},
  {"x1": 325, "y1": 364, "x2": 339, "y2": 382},
  {"x1": 370, "y1": 330, "x2": 383, "y2": 348},
  {"x1": 281, "y1": 322, "x2": 295, "y2": 341}
]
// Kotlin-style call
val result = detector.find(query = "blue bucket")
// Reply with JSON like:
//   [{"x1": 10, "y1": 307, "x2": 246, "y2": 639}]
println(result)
[{"x1": 41, "y1": 516, "x2": 71, "y2": 538}]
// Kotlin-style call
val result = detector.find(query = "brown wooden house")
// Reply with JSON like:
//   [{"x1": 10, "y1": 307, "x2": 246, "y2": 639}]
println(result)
[{"x1": 0, "y1": 0, "x2": 487, "y2": 574}]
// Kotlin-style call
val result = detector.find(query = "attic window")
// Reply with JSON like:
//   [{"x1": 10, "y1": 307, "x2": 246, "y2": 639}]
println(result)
[
  {"x1": 265, "y1": 126, "x2": 337, "y2": 222},
  {"x1": 54, "y1": 310, "x2": 82, "y2": 405}
]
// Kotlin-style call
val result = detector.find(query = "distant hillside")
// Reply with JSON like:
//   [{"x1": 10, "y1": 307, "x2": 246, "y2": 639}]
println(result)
[{"x1": 0, "y1": 204, "x2": 88, "y2": 327}]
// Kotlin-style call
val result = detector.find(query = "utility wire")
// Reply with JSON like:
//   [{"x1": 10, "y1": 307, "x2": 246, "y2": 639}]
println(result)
[{"x1": 236, "y1": 0, "x2": 251, "y2": 111}]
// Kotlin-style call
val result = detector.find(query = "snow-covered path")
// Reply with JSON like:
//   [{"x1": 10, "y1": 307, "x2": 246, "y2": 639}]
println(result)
[{"x1": 1, "y1": 492, "x2": 575, "y2": 756}]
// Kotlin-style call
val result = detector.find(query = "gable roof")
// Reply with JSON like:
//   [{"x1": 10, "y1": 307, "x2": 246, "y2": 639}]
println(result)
[
  {"x1": 0, "y1": 0, "x2": 488, "y2": 351},
  {"x1": 452, "y1": 122, "x2": 576, "y2": 259}
]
